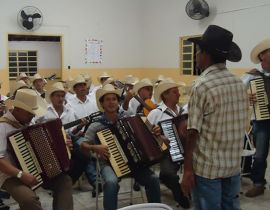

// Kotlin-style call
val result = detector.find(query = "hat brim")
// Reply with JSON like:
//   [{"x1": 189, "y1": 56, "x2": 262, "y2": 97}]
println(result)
[
  {"x1": 45, "y1": 89, "x2": 66, "y2": 103},
  {"x1": 188, "y1": 37, "x2": 242, "y2": 62},
  {"x1": 250, "y1": 39, "x2": 270, "y2": 64},
  {"x1": 12, "y1": 95, "x2": 48, "y2": 117},
  {"x1": 154, "y1": 82, "x2": 183, "y2": 103},
  {"x1": 96, "y1": 89, "x2": 121, "y2": 112}
]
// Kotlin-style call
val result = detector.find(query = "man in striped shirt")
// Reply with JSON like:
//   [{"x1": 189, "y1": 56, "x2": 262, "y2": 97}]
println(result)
[{"x1": 181, "y1": 25, "x2": 249, "y2": 210}]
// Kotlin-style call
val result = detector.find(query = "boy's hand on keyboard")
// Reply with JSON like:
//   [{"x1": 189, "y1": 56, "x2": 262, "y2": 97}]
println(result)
[
  {"x1": 21, "y1": 172, "x2": 39, "y2": 187},
  {"x1": 152, "y1": 125, "x2": 161, "y2": 136},
  {"x1": 248, "y1": 93, "x2": 257, "y2": 106},
  {"x1": 92, "y1": 145, "x2": 110, "y2": 160}
]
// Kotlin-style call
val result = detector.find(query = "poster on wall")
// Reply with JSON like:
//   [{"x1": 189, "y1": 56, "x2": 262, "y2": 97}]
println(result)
[{"x1": 85, "y1": 38, "x2": 103, "y2": 64}]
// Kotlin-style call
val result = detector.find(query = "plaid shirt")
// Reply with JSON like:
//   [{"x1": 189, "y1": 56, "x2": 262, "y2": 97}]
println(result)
[{"x1": 187, "y1": 63, "x2": 249, "y2": 179}]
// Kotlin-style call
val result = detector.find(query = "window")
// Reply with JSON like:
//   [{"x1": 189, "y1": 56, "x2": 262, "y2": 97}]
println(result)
[
  {"x1": 180, "y1": 35, "x2": 201, "y2": 75},
  {"x1": 8, "y1": 50, "x2": 37, "y2": 79}
]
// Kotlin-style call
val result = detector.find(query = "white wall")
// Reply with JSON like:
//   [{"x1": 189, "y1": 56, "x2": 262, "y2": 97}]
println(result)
[
  {"x1": 0, "y1": 0, "x2": 143, "y2": 70},
  {"x1": 142, "y1": 0, "x2": 270, "y2": 69},
  {"x1": 8, "y1": 41, "x2": 61, "y2": 69},
  {"x1": 1, "y1": 0, "x2": 270, "y2": 72}
]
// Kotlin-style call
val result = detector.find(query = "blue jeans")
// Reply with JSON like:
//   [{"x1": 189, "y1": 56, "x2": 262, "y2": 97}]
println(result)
[
  {"x1": 84, "y1": 158, "x2": 97, "y2": 186},
  {"x1": 101, "y1": 165, "x2": 160, "y2": 210},
  {"x1": 192, "y1": 174, "x2": 241, "y2": 210},
  {"x1": 251, "y1": 120, "x2": 270, "y2": 186}
]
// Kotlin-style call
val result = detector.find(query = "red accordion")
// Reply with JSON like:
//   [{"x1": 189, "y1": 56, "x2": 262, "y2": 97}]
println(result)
[
  {"x1": 8, "y1": 119, "x2": 70, "y2": 189},
  {"x1": 97, "y1": 115, "x2": 168, "y2": 177}
]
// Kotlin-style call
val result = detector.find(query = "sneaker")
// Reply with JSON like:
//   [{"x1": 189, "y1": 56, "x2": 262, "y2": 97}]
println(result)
[{"x1": 245, "y1": 186, "x2": 265, "y2": 197}]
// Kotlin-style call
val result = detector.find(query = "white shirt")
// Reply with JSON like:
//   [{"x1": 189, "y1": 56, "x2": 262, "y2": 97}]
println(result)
[
  {"x1": 87, "y1": 85, "x2": 100, "y2": 106},
  {"x1": 0, "y1": 112, "x2": 24, "y2": 187},
  {"x1": 127, "y1": 96, "x2": 141, "y2": 115},
  {"x1": 65, "y1": 91, "x2": 75, "y2": 102},
  {"x1": 35, "y1": 104, "x2": 76, "y2": 134},
  {"x1": 67, "y1": 95, "x2": 99, "y2": 119},
  {"x1": 147, "y1": 102, "x2": 185, "y2": 125}
]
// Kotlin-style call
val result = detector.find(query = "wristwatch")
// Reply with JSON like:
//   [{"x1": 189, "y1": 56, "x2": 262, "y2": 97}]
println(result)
[{"x1": 16, "y1": 170, "x2": 23, "y2": 179}]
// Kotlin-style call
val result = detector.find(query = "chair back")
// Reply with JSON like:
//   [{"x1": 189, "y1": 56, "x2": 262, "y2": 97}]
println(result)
[{"x1": 117, "y1": 203, "x2": 173, "y2": 210}]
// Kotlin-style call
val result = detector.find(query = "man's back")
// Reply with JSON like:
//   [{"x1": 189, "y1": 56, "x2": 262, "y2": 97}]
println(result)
[{"x1": 188, "y1": 64, "x2": 249, "y2": 179}]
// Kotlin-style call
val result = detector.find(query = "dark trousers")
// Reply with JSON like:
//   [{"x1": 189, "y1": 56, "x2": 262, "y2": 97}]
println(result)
[
  {"x1": 2, "y1": 174, "x2": 73, "y2": 210},
  {"x1": 159, "y1": 155, "x2": 189, "y2": 205},
  {"x1": 251, "y1": 119, "x2": 270, "y2": 186}
]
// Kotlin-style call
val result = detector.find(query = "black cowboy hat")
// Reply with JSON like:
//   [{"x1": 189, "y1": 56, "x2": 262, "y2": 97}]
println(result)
[{"x1": 188, "y1": 25, "x2": 242, "y2": 62}]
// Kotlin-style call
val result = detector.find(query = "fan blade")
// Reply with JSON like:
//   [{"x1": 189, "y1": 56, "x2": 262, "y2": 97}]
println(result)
[
  {"x1": 21, "y1": 10, "x2": 28, "y2": 19},
  {"x1": 23, "y1": 20, "x2": 34, "y2": 30},
  {"x1": 32, "y1": 13, "x2": 41, "y2": 19}
]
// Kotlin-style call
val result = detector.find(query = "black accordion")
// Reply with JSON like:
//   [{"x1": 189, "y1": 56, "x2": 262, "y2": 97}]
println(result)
[
  {"x1": 8, "y1": 119, "x2": 71, "y2": 189},
  {"x1": 97, "y1": 115, "x2": 168, "y2": 177},
  {"x1": 159, "y1": 114, "x2": 187, "y2": 163}
]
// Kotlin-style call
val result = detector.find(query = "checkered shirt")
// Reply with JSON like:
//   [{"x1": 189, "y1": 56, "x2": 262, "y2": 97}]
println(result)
[{"x1": 187, "y1": 63, "x2": 249, "y2": 179}]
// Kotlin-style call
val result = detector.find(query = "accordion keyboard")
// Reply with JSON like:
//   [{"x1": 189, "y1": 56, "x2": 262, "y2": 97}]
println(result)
[
  {"x1": 97, "y1": 128, "x2": 131, "y2": 177},
  {"x1": 9, "y1": 132, "x2": 43, "y2": 190},
  {"x1": 160, "y1": 120, "x2": 184, "y2": 162},
  {"x1": 250, "y1": 78, "x2": 270, "y2": 120}
]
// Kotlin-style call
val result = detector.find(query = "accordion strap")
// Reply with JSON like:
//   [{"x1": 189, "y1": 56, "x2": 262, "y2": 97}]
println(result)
[{"x1": 0, "y1": 117, "x2": 23, "y2": 129}]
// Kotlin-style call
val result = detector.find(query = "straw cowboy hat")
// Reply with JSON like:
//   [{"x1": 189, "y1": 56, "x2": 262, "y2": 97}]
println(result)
[
  {"x1": 188, "y1": 25, "x2": 242, "y2": 62},
  {"x1": 122, "y1": 75, "x2": 139, "y2": 85},
  {"x1": 97, "y1": 72, "x2": 110, "y2": 83},
  {"x1": 12, "y1": 89, "x2": 48, "y2": 117},
  {"x1": 31, "y1": 73, "x2": 43, "y2": 83},
  {"x1": 81, "y1": 74, "x2": 92, "y2": 88},
  {"x1": 71, "y1": 75, "x2": 87, "y2": 89},
  {"x1": 133, "y1": 78, "x2": 153, "y2": 95},
  {"x1": 46, "y1": 82, "x2": 65, "y2": 103},
  {"x1": 96, "y1": 84, "x2": 121, "y2": 112},
  {"x1": 152, "y1": 75, "x2": 166, "y2": 85},
  {"x1": 102, "y1": 77, "x2": 115, "y2": 87},
  {"x1": 154, "y1": 78, "x2": 185, "y2": 103},
  {"x1": 16, "y1": 73, "x2": 29, "y2": 81},
  {"x1": 250, "y1": 38, "x2": 270, "y2": 64},
  {"x1": 12, "y1": 80, "x2": 29, "y2": 95}
]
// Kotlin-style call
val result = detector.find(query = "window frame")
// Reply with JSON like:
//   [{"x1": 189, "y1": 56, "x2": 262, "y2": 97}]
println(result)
[
  {"x1": 8, "y1": 50, "x2": 38, "y2": 80},
  {"x1": 179, "y1": 35, "x2": 201, "y2": 75}
]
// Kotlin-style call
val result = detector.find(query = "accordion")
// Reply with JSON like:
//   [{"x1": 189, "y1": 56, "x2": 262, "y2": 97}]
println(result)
[
  {"x1": 8, "y1": 119, "x2": 71, "y2": 190},
  {"x1": 159, "y1": 114, "x2": 187, "y2": 163},
  {"x1": 97, "y1": 115, "x2": 168, "y2": 177},
  {"x1": 249, "y1": 78, "x2": 270, "y2": 120}
]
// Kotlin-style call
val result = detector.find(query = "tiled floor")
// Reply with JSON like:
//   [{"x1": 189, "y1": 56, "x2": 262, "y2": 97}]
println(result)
[{"x1": 3, "y1": 169, "x2": 270, "y2": 210}]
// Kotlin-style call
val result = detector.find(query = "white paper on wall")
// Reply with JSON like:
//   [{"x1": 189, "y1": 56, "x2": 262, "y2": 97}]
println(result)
[{"x1": 85, "y1": 38, "x2": 103, "y2": 64}]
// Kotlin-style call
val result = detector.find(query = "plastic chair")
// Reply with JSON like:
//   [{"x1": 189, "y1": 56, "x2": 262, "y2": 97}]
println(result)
[
  {"x1": 241, "y1": 131, "x2": 256, "y2": 176},
  {"x1": 95, "y1": 159, "x2": 145, "y2": 210},
  {"x1": 117, "y1": 203, "x2": 173, "y2": 210}
]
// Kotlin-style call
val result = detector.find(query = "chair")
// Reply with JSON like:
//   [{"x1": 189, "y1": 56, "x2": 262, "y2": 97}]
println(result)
[
  {"x1": 95, "y1": 160, "x2": 145, "y2": 210},
  {"x1": 241, "y1": 130, "x2": 256, "y2": 177},
  {"x1": 117, "y1": 203, "x2": 173, "y2": 210}
]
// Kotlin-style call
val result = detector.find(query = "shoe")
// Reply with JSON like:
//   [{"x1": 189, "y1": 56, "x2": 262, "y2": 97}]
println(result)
[
  {"x1": 245, "y1": 186, "x2": 265, "y2": 197},
  {"x1": 133, "y1": 181, "x2": 140, "y2": 191},
  {"x1": 177, "y1": 197, "x2": 190, "y2": 209},
  {"x1": 91, "y1": 190, "x2": 96, "y2": 198},
  {"x1": 0, "y1": 200, "x2": 9, "y2": 210}
]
